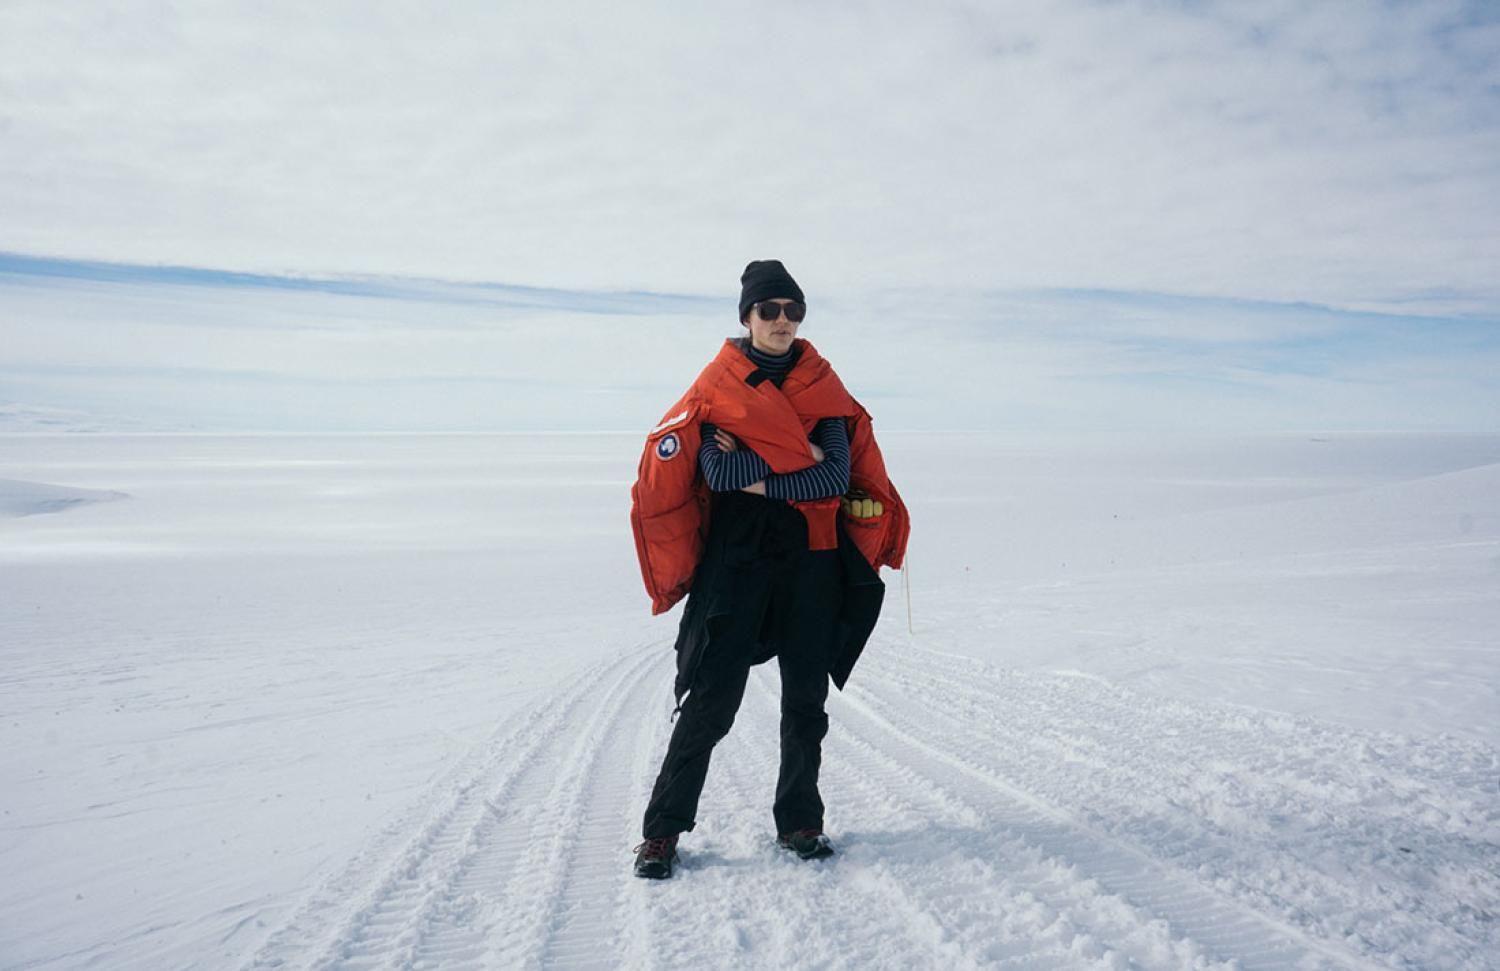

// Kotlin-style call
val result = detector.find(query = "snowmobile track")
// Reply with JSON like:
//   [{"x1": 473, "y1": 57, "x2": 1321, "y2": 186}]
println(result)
[
  {"x1": 666, "y1": 670, "x2": 978, "y2": 971},
  {"x1": 240, "y1": 634, "x2": 1496, "y2": 970},
  {"x1": 240, "y1": 640, "x2": 669, "y2": 971},
  {"x1": 832, "y1": 673, "x2": 1375, "y2": 971},
  {"x1": 860, "y1": 640, "x2": 1499, "y2": 969}
]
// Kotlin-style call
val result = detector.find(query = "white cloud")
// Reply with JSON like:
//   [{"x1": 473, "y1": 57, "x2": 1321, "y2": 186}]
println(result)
[{"x1": 1, "y1": 1, "x2": 1497, "y2": 313}]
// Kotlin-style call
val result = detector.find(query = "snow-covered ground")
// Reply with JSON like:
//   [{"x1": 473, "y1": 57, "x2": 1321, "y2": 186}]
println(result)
[{"x1": 1, "y1": 432, "x2": 1496, "y2": 970}]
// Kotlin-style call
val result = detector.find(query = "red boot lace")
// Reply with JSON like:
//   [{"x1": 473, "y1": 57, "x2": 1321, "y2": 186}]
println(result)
[{"x1": 634, "y1": 836, "x2": 676, "y2": 858}]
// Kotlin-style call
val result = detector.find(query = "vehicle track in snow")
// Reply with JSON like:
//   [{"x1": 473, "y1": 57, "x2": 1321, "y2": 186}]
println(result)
[
  {"x1": 641, "y1": 668, "x2": 978, "y2": 970},
  {"x1": 486, "y1": 634, "x2": 667, "y2": 971},
  {"x1": 241, "y1": 634, "x2": 1495, "y2": 970},
  {"x1": 830, "y1": 667, "x2": 1373, "y2": 970},
  {"x1": 240, "y1": 640, "x2": 670, "y2": 971},
  {"x1": 770, "y1": 670, "x2": 1245, "y2": 971},
  {"x1": 855, "y1": 639, "x2": 1500, "y2": 970},
  {"x1": 736, "y1": 668, "x2": 1149, "y2": 970}
]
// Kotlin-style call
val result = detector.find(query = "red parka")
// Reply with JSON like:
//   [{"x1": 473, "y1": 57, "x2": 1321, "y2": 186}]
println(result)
[{"x1": 631, "y1": 338, "x2": 909, "y2": 615}]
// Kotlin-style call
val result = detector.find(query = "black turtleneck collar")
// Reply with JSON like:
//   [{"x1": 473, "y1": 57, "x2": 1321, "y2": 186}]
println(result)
[{"x1": 736, "y1": 337, "x2": 801, "y2": 387}]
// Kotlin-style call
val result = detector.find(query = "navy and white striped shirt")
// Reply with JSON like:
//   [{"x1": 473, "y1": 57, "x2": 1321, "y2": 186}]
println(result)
[{"x1": 697, "y1": 342, "x2": 852, "y2": 501}]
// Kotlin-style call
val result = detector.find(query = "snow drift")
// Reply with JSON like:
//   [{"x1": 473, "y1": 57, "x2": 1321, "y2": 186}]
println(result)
[{"x1": 0, "y1": 478, "x2": 127, "y2": 518}]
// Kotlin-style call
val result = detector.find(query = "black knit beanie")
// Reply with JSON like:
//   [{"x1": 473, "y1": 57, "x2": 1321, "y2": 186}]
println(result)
[{"x1": 738, "y1": 260, "x2": 804, "y2": 320}]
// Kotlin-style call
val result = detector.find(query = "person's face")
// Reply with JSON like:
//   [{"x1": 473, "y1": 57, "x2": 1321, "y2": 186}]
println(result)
[{"x1": 744, "y1": 299, "x2": 802, "y2": 355}]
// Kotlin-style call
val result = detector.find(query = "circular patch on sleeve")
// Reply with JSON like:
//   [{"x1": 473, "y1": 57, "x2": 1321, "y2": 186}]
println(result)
[{"x1": 655, "y1": 432, "x2": 681, "y2": 461}]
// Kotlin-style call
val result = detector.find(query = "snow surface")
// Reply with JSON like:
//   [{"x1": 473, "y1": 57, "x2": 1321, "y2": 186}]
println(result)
[
  {"x1": 1, "y1": 432, "x2": 1496, "y2": 970},
  {"x1": 0, "y1": 478, "x2": 126, "y2": 519}
]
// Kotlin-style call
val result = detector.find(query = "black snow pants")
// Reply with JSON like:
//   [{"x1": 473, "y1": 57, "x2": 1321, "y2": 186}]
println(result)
[{"x1": 642, "y1": 498, "x2": 842, "y2": 840}]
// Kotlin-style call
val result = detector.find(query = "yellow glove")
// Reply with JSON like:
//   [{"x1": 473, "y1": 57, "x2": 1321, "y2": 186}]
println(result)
[{"x1": 840, "y1": 490, "x2": 884, "y2": 519}]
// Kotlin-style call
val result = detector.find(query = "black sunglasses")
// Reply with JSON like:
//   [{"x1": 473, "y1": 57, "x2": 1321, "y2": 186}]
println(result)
[{"x1": 753, "y1": 300, "x2": 807, "y2": 323}]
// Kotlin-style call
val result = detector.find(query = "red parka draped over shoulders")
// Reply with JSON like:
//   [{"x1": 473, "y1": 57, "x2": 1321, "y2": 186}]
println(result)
[{"x1": 630, "y1": 338, "x2": 909, "y2": 615}]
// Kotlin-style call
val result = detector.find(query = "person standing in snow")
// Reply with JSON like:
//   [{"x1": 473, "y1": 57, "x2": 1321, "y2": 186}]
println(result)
[{"x1": 628, "y1": 259, "x2": 909, "y2": 879}]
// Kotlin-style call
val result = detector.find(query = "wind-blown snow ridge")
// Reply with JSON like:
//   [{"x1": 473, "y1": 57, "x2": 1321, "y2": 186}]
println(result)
[
  {"x1": 238, "y1": 631, "x2": 1497, "y2": 970},
  {"x1": 0, "y1": 478, "x2": 127, "y2": 518}
]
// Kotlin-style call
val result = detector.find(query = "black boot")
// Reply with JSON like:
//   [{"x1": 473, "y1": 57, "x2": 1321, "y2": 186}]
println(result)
[
  {"x1": 777, "y1": 828, "x2": 834, "y2": 860},
  {"x1": 633, "y1": 835, "x2": 679, "y2": 879}
]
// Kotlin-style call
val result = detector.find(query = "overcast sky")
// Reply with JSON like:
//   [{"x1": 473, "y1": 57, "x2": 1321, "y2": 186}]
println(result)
[
  {"x1": 2, "y1": 1, "x2": 1498, "y2": 433},
  {"x1": 3, "y1": 0, "x2": 1498, "y2": 312}
]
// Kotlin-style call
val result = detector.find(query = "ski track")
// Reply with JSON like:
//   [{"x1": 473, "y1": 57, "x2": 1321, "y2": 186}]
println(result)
[{"x1": 239, "y1": 634, "x2": 1495, "y2": 970}]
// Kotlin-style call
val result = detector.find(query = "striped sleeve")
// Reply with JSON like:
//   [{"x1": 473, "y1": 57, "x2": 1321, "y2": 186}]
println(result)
[
  {"x1": 698, "y1": 422, "x2": 773, "y2": 492},
  {"x1": 764, "y1": 417, "x2": 851, "y2": 501}
]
